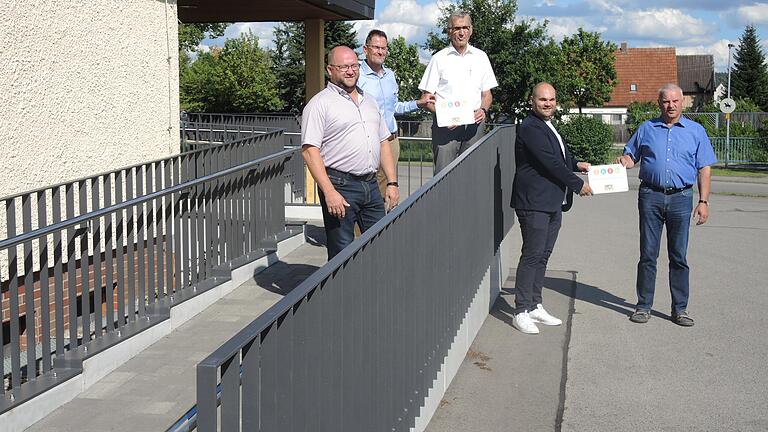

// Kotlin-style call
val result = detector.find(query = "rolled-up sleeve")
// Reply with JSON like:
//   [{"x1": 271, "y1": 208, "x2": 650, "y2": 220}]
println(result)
[{"x1": 418, "y1": 57, "x2": 439, "y2": 93}]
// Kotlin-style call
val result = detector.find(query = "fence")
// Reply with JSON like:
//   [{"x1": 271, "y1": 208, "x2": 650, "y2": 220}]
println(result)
[
  {"x1": 0, "y1": 129, "x2": 297, "y2": 412},
  {"x1": 710, "y1": 137, "x2": 767, "y2": 164},
  {"x1": 192, "y1": 125, "x2": 516, "y2": 432}
]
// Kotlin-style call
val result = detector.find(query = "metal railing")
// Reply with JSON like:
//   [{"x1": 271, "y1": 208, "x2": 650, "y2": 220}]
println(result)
[
  {"x1": 184, "y1": 113, "x2": 301, "y2": 133},
  {"x1": 193, "y1": 125, "x2": 516, "y2": 432},
  {"x1": 710, "y1": 136, "x2": 768, "y2": 164},
  {"x1": 0, "y1": 128, "x2": 297, "y2": 411}
]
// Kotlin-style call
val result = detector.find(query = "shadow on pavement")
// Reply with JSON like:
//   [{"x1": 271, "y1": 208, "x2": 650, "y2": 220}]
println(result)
[
  {"x1": 253, "y1": 262, "x2": 321, "y2": 295},
  {"x1": 499, "y1": 272, "x2": 673, "y2": 321},
  {"x1": 304, "y1": 223, "x2": 327, "y2": 247}
]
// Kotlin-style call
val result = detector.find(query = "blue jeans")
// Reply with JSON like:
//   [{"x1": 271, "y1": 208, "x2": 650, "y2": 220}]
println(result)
[
  {"x1": 514, "y1": 209, "x2": 562, "y2": 314},
  {"x1": 636, "y1": 185, "x2": 693, "y2": 314},
  {"x1": 319, "y1": 174, "x2": 385, "y2": 260}
]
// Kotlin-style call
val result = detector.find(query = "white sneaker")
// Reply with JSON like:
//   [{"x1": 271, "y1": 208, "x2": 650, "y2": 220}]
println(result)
[
  {"x1": 513, "y1": 311, "x2": 540, "y2": 334},
  {"x1": 529, "y1": 304, "x2": 562, "y2": 326}
]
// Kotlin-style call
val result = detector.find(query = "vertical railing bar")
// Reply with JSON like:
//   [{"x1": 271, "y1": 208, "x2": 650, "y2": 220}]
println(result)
[
  {"x1": 205, "y1": 149, "x2": 215, "y2": 276},
  {"x1": 78, "y1": 181, "x2": 91, "y2": 344},
  {"x1": 52, "y1": 187, "x2": 65, "y2": 355},
  {"x1": 22, "y1": 194, "x2": 37, "y2": 381},
  {"x1": 7, "y1": 200, "x2": 22, "y2": 389},
  {"x1": 173, "y1": 157, "x2": 183, "y2": 294},
  {"x1": 66, "y1": 183, "x2": 78, "y2": 347},
  {"x1": 155, "y1": 162, "x2": 165, "y2": 298},
  {"x1": 136, "y1": 167, "x2": 147, "y2": 317},
  {"x1": 165, "y1": 160, "x2": 174, "y2": 296},
  {"x1": 91, "y1": 178, "x2": 103, "y2": 337},
  {"x1": 126, "y1": 169, "x2": 136, "y2": 322},
  {"x1": 195, "y1": 151, "x2": 205, "y2": 282},
  {"x1": 146, "y1": 164, "x2": 156, "y2": 303},
  {"x1": 104, "y1": 175, "x2": 115, "y2": 332},
  {"x1": 115, "y1": 171, "x2": 126, "y2": 327},
  {"x1": 37, "y1": 191, "x2": 52, "y2": 372},
  {"x1": 196, "y1": 364, "x2": 218, "y2": 432}
]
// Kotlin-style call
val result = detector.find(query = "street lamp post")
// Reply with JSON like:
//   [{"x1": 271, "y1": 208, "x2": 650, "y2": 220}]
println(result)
[{"x1": 726, "y1": 43, "x2": 735, "y2": 167}]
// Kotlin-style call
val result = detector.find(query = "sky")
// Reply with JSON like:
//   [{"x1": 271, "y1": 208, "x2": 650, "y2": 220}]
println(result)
[{"x1": 200, "y1": 0, "x2": 768, "y2": 71}]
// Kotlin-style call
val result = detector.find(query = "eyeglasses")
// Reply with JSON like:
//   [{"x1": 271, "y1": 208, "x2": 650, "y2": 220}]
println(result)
[
  {"x1": 449, "y1": 26, "x2": 471, "y2": 32},
  {"x1": 329, "y1": 64, "x2": 360, "y2": 72},
  {"x1": 366, "y1": 44, "x2": 388, "y2": 52}
]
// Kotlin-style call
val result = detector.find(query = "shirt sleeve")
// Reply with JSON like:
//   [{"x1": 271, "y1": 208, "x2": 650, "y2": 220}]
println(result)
[
  {"x1": 480, "y1": 53, "x2": 498, "y2": 91},
  {"x1": 695, "y1": 128, "x2": 718, "y2": 168},
  {"x1": 301, "y1": 97, "x2": 325, "y2": 149},
  {"x1": 394, "y1": 100, "x2": 418, "y2": 114},
  {"x1": 378, "y1": 113, "x2": 391, "y2": 142},
  {"x1": 418, "y1": 55, "x2": 440, "y2": 93},
  {"x1": 624, "y1": 124, "x2": 643, "y2": 162}
]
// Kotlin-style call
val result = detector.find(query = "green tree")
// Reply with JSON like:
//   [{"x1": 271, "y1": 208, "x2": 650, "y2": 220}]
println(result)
[
  {"x1": 731, "y1": 25, "x2": 768, "y2": 110},
  {"x1": 555, "y1": 28, "x2": 617, "y2": 113},
  {"x1": 425, "y1": 0, "x2": 560, "y2": 122},
  {"x1": 384, "y1": 36, "x2": 428, "y2": 120},
  {"x1": 178, "y1": 23, "x2": 229, "y2": 72},
  {"x1": 180, "y1": 33, "x2": 282, "y2": 113},
  {"x1": 626, "y1": 101, "x2": 658, "y2": 135},
  {"x1": 271, "y1": 21, "x2": 360, "y2": 113},
  {"x1": 556, "y1": 115, "x2": 614, "y2": 163}
]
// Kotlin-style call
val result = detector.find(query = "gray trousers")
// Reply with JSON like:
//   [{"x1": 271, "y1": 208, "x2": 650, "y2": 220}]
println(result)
[{"x1": 431, "y1": 118, "x2": 486, "y2": 174}]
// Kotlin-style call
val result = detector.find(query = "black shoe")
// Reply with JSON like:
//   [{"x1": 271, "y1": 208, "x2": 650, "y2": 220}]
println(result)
[
  {"x1": 630, "y1": 309, "x2": 651, "y2": 323},
  {"x1": 673, "y1": 310, "x2": 694, "y2": 327}
]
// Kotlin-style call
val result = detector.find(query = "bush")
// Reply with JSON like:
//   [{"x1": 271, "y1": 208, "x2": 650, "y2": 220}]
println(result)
[
  {"x1": 557, "y1": 115, "x2": 614, "y2": 164},
  {"x1": 626, "y1": 101, "x2": 657, "y2": 136}
]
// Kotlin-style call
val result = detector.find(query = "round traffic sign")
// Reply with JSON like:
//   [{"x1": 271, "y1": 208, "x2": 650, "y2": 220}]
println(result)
[{"x1": 719, "y1": 98, "x2": 736, "y2": 114}]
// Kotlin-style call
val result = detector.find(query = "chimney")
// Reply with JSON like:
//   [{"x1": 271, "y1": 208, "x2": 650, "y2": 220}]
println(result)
[{"x1": 620, "y1": 42, "x2": 628, "y2": 53}]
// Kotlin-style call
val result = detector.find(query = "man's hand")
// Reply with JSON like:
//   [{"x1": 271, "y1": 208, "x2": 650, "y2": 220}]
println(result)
[
  {"x1": 417, "y1": 92, "x2": 435, "y2": 109},
  {"x1": 324, "y1": 189, "x2": 351, "y2": 219},
  {"x1": 579, "y1": 182, "x2": 593, "y2": 196},
  {"x1": 616, "y1": 154, "x2": 635, "y2": 168},
  {"x1": 693, "y1": 202, "x2": 709, "y2": 225},
  {"x1": 576, "y1": 161, "x2": 591, "y2": 173},
  {"x1": 385, "y1": 185, "x2": 400, "y2": 211},
  {"x1": 474, "y1": 108, "x2": 486, "y2": 124},
  {"x1": 421, "y1": 92, "x2": 436, "y2": 113}
]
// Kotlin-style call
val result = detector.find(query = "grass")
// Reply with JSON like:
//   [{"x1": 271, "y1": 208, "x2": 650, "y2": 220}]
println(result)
[{"x1": 711, "y1": 168, "x2": 768, "y2": 178}]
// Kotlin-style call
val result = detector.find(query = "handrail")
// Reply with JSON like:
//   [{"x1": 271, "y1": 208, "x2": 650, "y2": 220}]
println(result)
[
  {"x1": 0, "y1": 148, "x2": 295, "y2": 251},
  {"x1": 199, "y1": 124, "x2": 511, "y2": 370},
  {"x1": 0, "y1": 127, "x2": 284, "y2": 203}
]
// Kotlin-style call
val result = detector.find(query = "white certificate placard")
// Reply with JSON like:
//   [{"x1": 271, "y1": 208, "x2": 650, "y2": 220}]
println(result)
[
  {"x1": 588, "y1": 164, "x2": 629, "y2": 194},
  {"x1": 435, "y1": 95, "x2": 475, "y2": 127}
]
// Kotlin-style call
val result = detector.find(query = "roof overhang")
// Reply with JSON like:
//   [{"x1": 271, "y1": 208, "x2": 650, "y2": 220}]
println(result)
[{"x1": 178, "y1": 0, "x2": 375, "y2": 23}]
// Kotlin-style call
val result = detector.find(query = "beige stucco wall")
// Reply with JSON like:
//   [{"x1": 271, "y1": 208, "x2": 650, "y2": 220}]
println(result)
[{"x1": 0, "y1": 0, "x2": 180, "y2": 200}]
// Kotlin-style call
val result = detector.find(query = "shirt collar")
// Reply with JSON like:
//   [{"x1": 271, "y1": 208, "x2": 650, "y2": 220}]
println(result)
[
  {"x1": 327, "y1": 81, "x2": 365, "y2": 101},
  {"x1": 359, "y1": 59, "x2": 389, "y2": 77},
  {"x1": 448, "y1": 43, "x2": 475, "y2": 56},
  {"x1": 650, "y1": 117, "x2": 688, "y2": 128}
]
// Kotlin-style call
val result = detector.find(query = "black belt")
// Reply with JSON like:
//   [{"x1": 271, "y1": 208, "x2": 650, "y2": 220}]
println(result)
[
  {"x1": 642, "y1": 183, "x2": 693, "y2": 195},
  {"x1": 326, "y1": 167, "x2": 376, "y2": 182}
]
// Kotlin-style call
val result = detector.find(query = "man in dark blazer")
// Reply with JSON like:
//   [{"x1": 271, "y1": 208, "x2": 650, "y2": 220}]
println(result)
[{"x1": 511, "y1": 82, "x2": 593, "y2": 334}]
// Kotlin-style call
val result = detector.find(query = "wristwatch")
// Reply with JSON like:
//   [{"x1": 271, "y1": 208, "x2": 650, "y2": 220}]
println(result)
[
  {"x1": 480, "y1": 107, "x2": 488, "y2": 115},
  {"x1": 387, "y1": 181, "x2": 399, "y2": 187},
  {"x1": 698, "y1": 200, "x2": 708, "y2": 205}
]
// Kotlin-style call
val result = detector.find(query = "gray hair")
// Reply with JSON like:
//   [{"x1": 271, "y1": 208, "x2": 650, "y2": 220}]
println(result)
[
  {"x1": 658, "y1": 83, "x2": 683, "y2": 99},
  {"x1": 447, "y1": 10, "x2": 472, "y2": 28}
]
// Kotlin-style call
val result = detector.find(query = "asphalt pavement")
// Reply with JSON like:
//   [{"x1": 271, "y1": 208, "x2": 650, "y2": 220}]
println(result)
[{"x1": 426, "y1": 174, "x2": 768, "y2": 432}]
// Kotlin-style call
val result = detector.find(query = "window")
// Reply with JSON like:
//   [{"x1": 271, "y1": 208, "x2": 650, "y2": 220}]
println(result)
[{"x1": 630, "y1": 83, "x2": 638, "y2": 92}]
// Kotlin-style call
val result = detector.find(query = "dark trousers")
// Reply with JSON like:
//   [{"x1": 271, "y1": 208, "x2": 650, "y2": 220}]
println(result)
[
  {"x1": 319, "y1": 171, "x2": 385, "y2": 260},
  {"x1": 514, "y1": 209, "x2": 562, "y2": 314},
  {"x1": 431, "y1": 118, "x2": 486, "y2": 174},
  {"x1": 636, "y1": 186, "x2": 693, "y2": 314}
]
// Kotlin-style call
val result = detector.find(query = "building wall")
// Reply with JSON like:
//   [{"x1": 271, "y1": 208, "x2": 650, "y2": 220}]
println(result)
[
  {"x1": 607, "y1": 46, "x2": 677, "y2": 107},
  {"x1": 0, "y1": 0, "x2": 180, "y2": 199}
]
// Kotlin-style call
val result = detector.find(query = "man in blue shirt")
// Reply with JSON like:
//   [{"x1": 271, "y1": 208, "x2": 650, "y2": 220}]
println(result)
[
  {"x1": 617, "y1": 83, "x2": 717, "y2": 327},
  {"x1": 358, "y1": 29, "x2": 434, "y2": 209}
]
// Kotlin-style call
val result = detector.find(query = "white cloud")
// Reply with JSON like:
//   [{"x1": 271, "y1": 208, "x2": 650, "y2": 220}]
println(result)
[
  {"x1": 611, "y1": 8, "x2": 717, "y2": 44},
  {"x1": 526, "y1": 16, "x2": 608, "y2": 41},
  {"x1": 724, "y1": 4, "x2": 768, "y2": 27},
  {"x1": 378, "y1": 0, "x2": 441, "y2": 26},
  {"x1": 204, "y1": 22, "x2": 277, "y2": 50}
]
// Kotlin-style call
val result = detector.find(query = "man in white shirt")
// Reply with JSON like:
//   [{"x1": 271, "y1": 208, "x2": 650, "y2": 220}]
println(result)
[{"x1": 418, "y1": 10, "x2": 498, "y2": 173}]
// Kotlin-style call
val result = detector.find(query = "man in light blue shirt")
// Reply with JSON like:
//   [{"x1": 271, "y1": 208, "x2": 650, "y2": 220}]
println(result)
[
  {"x1": 357, "y1": 29, "x2": 434, "y2": 209},
  {"x1": 617, "y1": 83, "x2": 717, "y2": 327}
]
